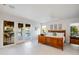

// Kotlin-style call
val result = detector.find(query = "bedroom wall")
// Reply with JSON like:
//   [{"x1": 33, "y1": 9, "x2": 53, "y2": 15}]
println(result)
[
  {"x1": 43, "y1": 18, "x2": 79, "y2": 43},
  {"x1": 0, "y1": 11, "x2": 40, "y2": 47}
]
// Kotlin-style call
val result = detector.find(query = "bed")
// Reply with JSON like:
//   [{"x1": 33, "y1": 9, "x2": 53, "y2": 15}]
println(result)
[{"x1": 38, "y1": 30, "x2": 66, "y2": 50}]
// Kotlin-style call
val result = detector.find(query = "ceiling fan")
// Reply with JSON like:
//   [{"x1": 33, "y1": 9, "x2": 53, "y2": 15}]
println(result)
[{"x1": 2, "y1": 4, "x2": 15, "y2": 9}]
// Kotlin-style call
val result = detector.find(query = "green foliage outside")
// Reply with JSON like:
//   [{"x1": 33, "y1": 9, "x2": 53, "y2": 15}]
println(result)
[{"x1": 71, "y1": 26, "x2": 78, "y2": 36}]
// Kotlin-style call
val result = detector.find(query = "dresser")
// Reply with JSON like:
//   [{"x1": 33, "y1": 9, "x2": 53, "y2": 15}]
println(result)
[{"x1": 70, "y1": 36, "x2": 79, "y2": 45}]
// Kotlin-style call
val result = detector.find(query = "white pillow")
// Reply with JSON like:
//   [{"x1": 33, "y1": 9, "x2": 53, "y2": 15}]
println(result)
[
  {"x1": 57, "y1": 33, "x2": 64, "y2": 37},
  {"x1": 46, "y1": 32, "x2": 53, "y2": 36}
]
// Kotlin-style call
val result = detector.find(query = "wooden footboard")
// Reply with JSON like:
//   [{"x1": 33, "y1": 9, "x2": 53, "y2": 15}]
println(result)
[
  {"x1": 38, "y1": 35, "x2": 64, "y2": 50},
  {"x1": 46, "y1": 36, "x2": 63, "y2": 50}
]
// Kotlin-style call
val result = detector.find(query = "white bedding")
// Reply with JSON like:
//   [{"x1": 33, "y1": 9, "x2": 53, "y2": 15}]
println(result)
[
  {"x1": 57, "y1": 33, "x2": 65, "y2": 42},
  {"x1": 46, "y1": 32, "x2": 65, "y2": 42}
]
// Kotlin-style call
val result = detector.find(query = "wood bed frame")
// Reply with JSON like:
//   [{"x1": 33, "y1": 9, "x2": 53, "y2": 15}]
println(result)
[{"x1": 38, "y1": 30, "x2": 66, "y2": 50}]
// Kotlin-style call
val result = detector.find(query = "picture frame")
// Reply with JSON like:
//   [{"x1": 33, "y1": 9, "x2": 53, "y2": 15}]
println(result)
[
  {"x1": 54, "y1": 24, "x2": 57, "y2": 30},
  {"x1": 58, "y1": 24, "x2": 62, "y2": 30},
  {"x1": 50, "y1": 24, "x2": 53, "y2": 30}
]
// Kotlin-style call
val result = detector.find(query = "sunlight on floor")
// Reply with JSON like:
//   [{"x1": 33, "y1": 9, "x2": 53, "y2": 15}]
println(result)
[{"x1": 24, "y1": 41, "x2": 33, "y2": 48}]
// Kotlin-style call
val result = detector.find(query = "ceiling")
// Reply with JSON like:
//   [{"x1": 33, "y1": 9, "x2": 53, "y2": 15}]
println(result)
[{"x1": 0, "y1": 4, "x2": 79, "y2": 23}]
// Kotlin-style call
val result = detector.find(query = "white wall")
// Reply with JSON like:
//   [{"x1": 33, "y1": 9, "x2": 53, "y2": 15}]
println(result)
[
  {"x1": 0, "y1": 11, "x2": 39, "y2": 47},
  {"x1": 0, "y1": 20, "x2": 3, "y2": 47},
  {"x1": 43, "y1": 18, "x2": 79, "y2": 43}
]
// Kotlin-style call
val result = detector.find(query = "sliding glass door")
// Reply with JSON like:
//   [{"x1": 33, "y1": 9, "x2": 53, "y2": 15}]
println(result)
[{"x1": 17, "y1": 23, "x2": 23, "y2": 40}]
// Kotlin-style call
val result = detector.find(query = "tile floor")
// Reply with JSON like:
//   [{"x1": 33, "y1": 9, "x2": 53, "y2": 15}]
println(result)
[{"x1": 0, "y1": 40, "x2": 79, "y2": 55}]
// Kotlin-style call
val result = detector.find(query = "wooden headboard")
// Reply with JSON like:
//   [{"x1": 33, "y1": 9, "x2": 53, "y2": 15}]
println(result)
[{"x1": 48, "y1": 30, "x2": 66, "y2": 37}]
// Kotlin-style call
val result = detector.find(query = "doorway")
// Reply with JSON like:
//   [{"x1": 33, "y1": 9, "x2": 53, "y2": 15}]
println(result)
[{"x1": 3, "y1": 21, "x2": 14, "y2": 46}]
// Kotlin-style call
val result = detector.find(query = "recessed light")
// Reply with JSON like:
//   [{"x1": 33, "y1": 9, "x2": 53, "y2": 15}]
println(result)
[{"x1": 2, "y1": 4, "x2": 15, "y2": 9}]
